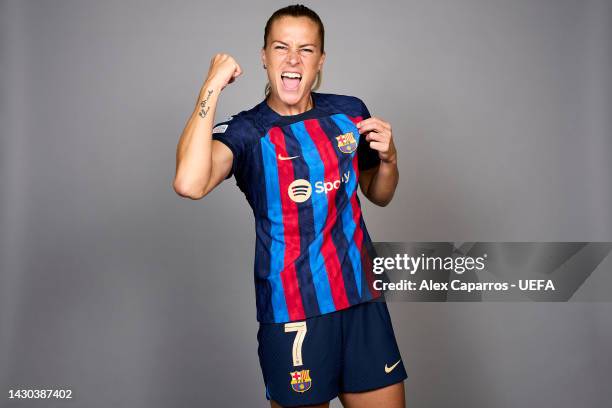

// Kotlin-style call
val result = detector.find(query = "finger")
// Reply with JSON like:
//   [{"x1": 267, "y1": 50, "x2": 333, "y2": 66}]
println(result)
[
  {"x1": 367, "y1": 141, "x2": 387, "y2": 152},
  {"x1": 371, "y1": 118, "x2": 391, "y2": 132},
  {"x1": 370, "y1": 117, "x2": 390, "y2": 131},
  {"x1": 365, "y1": 131, "x2": 389, "y2": 142},
  {"x1": 234, "y1": 64, "x2": 243, "y2": 77},
  {"x1": 356, "y1": 117, "x2": 376, "y2": 128},
  {"x1": 357, "y1": 117, "x2": 390, "y2": 129},
  {"x1": 358, "y1": 121, "x2": 384, "y2": 134},
  {"x1": 356, "y1": 119, "x2": 378, "y2": 131}
]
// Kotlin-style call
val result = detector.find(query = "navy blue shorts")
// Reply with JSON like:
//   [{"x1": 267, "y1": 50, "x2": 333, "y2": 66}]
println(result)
[{"x1": 257, "y1": 299, "x2": 408, "y2": 407}]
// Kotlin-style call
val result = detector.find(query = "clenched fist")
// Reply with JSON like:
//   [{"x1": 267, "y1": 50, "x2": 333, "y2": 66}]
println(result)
[{"x1": 206, "y1": 53, "x2": 243, "y2": 91}]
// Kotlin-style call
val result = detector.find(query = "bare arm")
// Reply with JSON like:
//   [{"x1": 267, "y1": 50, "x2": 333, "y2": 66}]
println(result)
[
  {"x1": 358, "y1": 160, "x2": 399, "y2": 207},
  {"x1": 173, "y1": 54, "x2": 242, "y2": 200},
  {"x1": 356, "y1": 117, "x2": 399, "y2": 207}
]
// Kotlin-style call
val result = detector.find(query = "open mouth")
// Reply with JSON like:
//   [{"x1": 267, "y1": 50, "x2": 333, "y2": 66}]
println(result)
[{"x1": 280, "y1": 71, "x2": 302, "y2": 91}]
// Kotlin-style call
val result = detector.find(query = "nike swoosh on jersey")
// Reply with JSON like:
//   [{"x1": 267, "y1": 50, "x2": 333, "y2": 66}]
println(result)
[
  {"x1": 278, "y1": 154, "x2": 300, "y2": 161},
  {"x1": 384, "y1": 359, "x2": 401, "y2": 374}
]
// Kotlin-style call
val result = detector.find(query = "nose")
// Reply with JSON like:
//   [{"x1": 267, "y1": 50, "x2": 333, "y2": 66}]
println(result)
[{"x1": 286, "y1": 48, "x2": 300, "y2": 65}]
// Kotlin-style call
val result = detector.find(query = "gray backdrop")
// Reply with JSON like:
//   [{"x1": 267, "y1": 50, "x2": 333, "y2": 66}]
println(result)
[{"x1": 1, "y1": 0, "x2": 611, "y2": 407}]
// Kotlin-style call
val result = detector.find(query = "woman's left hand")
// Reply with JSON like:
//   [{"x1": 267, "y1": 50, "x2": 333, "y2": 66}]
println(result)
[{"x1": 356, "y1": 117, "x2": 397, "y2": 164}]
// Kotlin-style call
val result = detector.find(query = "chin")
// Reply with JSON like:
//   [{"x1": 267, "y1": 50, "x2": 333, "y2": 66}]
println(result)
[
  {"x1": 274, "y1": 80, "x2": 307, "y2": 106},
  {"x1": 279, "y1": 92, "x2": 302, "y2": 106}
]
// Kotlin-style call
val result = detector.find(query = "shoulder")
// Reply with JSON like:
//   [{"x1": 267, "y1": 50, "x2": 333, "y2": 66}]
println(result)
[
  {"x1": 212, "y1": 108, "x2": 256, "y2": 141},
  {"x1": 213, "y1": 110, "x2": 247, "y2": 132},
  {"x1": 213, "y1": 100, "x2": 270, "y2": 136},
  {"x1": 313, "y1": 92, "x2": 368, "y2": 117}
]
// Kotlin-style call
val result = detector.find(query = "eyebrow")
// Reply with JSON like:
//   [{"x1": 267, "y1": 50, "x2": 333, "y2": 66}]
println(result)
[{"x1": 272, "y1": 40, "x2": 317, "y2": 48}]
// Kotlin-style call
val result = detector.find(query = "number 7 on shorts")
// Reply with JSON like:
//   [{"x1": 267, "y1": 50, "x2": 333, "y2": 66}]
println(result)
[{"x1": 284, "y1": 321, "x2": 307, "y2": 367}]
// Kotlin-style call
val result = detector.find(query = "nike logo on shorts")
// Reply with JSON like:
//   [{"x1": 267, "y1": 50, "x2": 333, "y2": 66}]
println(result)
[{"x1": 385, "y1": 359, "x2": 401, "y2": 374}]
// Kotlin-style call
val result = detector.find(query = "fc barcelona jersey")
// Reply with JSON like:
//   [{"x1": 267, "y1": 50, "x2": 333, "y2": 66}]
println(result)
[{"x1": 212, "y1": 92, "x2": 383, "y2": 323}]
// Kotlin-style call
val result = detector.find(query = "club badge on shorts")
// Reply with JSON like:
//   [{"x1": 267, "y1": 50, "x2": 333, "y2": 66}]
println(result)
[
  {"x1": 336, "y1": 132, "x2": 357, "y2": 153},
  {"x1": 290, "y1": 369, "x2": 312, "y2": 393}
]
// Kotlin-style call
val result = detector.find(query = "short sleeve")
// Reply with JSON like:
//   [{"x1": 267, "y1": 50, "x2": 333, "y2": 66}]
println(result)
[
  {"x1": 357, "y1": 99, "x2": 381, "y2": 171},
  {"x1": 211, "y1": 115, "x2": 247, "y2": 180}
]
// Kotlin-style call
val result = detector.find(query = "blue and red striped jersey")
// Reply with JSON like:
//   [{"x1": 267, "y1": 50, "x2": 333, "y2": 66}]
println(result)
[{"x1": 212, "y1": 92, "x2": 383, "y2": 323}]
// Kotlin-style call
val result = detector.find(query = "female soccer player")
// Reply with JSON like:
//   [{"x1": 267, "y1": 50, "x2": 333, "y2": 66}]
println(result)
[{"x1": 174, "y1": 4, "x2": 406, "y2": 407}]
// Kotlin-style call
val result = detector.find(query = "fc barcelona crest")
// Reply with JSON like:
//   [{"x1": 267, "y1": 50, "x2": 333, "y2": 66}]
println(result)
[
  {"x1": 336, "y1": 132, "x2": 357, "y2": 153},
  {"x1": 290, "y1": 369, "x2": 312, "y2": 393}
]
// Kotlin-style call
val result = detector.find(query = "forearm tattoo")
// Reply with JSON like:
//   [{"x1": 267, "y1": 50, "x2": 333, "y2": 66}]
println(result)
[{"x1": 198, "y1": 89, "x2": 213, "y2": 118}]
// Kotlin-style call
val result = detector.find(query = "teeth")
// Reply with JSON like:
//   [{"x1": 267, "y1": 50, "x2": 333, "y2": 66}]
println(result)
[{"x1": 281, "y1": 72, "x2": 302, "y2": 79}]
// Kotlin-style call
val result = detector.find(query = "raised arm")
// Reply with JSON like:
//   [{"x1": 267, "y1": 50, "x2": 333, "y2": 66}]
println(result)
[{"x1": 173, "y1": 54, "x2": 242, "y2": 200}]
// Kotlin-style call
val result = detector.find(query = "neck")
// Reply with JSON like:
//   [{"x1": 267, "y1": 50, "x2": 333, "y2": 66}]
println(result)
[{"x1": 266, "y1": 93, "x2": 313, "y2": 116}]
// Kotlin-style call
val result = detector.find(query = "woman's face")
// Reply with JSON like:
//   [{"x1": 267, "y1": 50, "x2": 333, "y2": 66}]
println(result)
[{"x1": 262, "y1": 16, "x2": 325, "y2": 107}]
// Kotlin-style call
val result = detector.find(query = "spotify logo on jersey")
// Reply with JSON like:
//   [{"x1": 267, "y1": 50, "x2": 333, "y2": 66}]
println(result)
[{"x1": 288, "y1": 179, "x2": 312, "y2": 203}]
